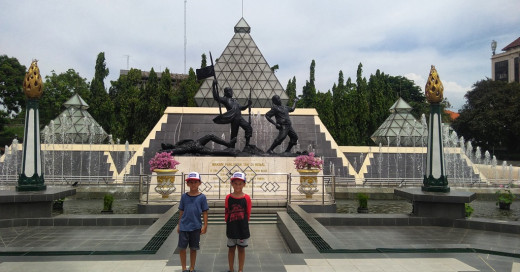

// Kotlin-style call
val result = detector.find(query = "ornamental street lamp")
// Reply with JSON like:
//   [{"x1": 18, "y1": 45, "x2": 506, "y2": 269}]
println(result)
[
  {"x1": 422, "y1": 65, "x2": 449, "y2": 192},
  {"x1": 491, "y1": 40, "x2": 497, "y2": 55},
  {"x1": 16, "y1": 60, "x2": 46, "y2": 191}
]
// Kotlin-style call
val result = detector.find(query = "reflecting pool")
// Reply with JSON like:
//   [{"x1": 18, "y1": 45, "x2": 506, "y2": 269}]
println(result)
[
  {"x1": 53, "y1": 198, "x2": 139, "y2": 215},
  {"x1": 336, "y1": 199, "x2": 520, "y2": 221}
]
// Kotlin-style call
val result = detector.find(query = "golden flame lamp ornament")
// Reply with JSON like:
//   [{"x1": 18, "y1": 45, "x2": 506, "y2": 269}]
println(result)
[
  {"x1": 425, "y1": 65, "x2": 443, "y2": 104},
  {"x1": 23, "y1": 60, "x2": 43, "y2": 99},
  {"x1": 422, "y1": 65, "x2": 449, "y2": 193},
  {"x1": 17, "y1": 60, "x2": 46, "y2": 191}
]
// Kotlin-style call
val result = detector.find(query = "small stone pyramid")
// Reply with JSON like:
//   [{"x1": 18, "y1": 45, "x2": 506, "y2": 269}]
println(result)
[
  {"x1": 41, "y1": 93, "x2": 108, "y2": 144},
  {"x1": 194, "y1": 17, "x2": 288, "y2": 108},
  {"x1": 370, "y1": 97, "x2": 426, "y2": 147}
]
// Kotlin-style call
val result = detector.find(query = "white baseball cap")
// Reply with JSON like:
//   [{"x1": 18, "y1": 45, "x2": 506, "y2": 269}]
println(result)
[
  {"x1": 230, "y1": 172, "x2": 246, "y2": 182},
  {"x1": 185, "y1": 172, "x2": 201, "y2": 182}
]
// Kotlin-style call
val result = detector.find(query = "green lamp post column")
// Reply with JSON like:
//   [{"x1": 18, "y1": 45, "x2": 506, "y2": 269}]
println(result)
[
  {"x1": 17, "y1": 60, "x2": 46, "y2": 191},
  {"x1": 422, "y1": 65, "x2": 449, "y2": 192}
]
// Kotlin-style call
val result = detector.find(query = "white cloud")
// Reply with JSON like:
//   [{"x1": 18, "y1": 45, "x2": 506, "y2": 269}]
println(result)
[
  {"x1": 443, "y1": 81, "x2": 471, "y2": 111},
  {"x1": 1, "y1": 0, "x2": 518, "y2": 111},
  {"x1": 404, "y1": 73, "x2": 425, "y2": 89}
]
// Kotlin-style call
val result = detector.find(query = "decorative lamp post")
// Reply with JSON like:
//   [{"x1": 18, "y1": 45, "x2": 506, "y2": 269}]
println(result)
[
  {"x1": 422, "y1": 65, "x2": 449, "y2": 192},
  {"x1": 16, "y1": 60, "x2": 46, "y2": 191}
]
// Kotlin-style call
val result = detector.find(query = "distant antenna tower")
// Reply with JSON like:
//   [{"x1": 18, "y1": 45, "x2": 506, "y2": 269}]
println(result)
[
  {"x1": 184, "y1": 0, "x2": 187, "y2": 74},
  {"x1": 124, "y1": 55, "x2": 130, "y2": 70}
]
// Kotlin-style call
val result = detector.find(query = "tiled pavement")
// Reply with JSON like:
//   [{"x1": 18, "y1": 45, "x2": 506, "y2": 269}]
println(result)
[
  {"x1": 326, "y1": 225, "x2": 520, "y2": 253},
  {"x1": 0, "y1": 225, "x2": 151, "y2": 252},
  {"x1": 1, "y1": 218, "x2": 520, "y2": 271}
]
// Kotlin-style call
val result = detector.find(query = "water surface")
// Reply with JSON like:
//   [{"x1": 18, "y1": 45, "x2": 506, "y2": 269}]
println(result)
[
  {"x1": 53, "y1": 198, "x2": 139, "y2": 215},
  {"x1": 336, "y1": 199, "x2": 520, "y2": 221}
]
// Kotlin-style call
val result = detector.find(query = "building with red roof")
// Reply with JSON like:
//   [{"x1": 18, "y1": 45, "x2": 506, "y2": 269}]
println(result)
[{"x1": 444, "y1": 110, "x2": 459, "y2": 122}]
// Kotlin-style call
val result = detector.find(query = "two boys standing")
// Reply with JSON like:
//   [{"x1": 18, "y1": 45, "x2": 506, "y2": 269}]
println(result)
[{"x1": 177, "y1": 171, "x2": 250, "y2": 272}]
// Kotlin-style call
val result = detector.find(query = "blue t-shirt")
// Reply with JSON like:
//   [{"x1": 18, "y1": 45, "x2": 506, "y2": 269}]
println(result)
[{"x1": 178, "y1": 193, "x2": 209, "y2": 231}]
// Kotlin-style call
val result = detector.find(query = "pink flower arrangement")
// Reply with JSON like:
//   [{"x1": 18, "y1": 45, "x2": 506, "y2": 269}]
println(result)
[
  {"x1": 149, "y1": 152, "x2": 180, "y2": 171},
  {"x1": 294, "y1": 152, "x2": 323, "y2": 170}
]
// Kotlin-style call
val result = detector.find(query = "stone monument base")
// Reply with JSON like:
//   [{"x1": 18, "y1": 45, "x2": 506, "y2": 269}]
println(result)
[
  {"x1": 0, "y1": 187, "x2": 76, "y2": 219},
  {"x1": 394, "y1": 188, "x2": 476, "y2": 219}
]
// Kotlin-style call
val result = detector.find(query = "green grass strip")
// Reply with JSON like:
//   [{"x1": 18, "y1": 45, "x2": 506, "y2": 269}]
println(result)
[{"x1": 287, "y1": 206, "x2": 332, "y2": 252}]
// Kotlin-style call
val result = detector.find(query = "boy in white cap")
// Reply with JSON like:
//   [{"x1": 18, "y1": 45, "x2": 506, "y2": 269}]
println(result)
[
  {"x1": 177, "y1": 172, "x2": 209, "y2": 272},
  {"x1": 225, "y1": 172, "x2": 252, "y2": 272}
]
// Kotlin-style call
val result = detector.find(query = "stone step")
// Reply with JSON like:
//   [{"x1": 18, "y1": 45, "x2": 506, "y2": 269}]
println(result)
[
  {"x1": 207, "y1": 199, "x2": 287, "y2": 208},
  {"x1": 207, "y1": 206, "x2": 286, "y2": 215},
  {"x1": 206, "y1": 213, "x2": 278, "y2": 224}
]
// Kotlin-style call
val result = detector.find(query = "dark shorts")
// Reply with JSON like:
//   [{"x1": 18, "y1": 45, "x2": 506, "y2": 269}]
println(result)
[{"x1": 178, "y1": 230, "x2": 201, "y2": 250}]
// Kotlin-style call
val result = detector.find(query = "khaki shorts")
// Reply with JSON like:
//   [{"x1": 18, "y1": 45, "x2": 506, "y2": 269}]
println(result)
[{"x1": 227, "y1": 238, "x2": 249, "y2": 247}]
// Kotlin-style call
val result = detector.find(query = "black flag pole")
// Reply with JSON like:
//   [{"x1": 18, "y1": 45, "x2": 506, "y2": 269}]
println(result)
[
  {"x1": 209, "y1": 52, "x2": 222, "y2": 115},
  {"x1": 248, "y1": 88, "x2": 252, "y2": 124}
]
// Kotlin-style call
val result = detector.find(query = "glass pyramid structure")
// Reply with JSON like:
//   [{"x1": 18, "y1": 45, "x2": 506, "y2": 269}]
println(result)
[
  {"x1": 194, "y1": 17, "x2": 288, "y2": 108},
  {"x1": 41, "y1": 93, "x2": 108, "y2": 144},
  {"x1": 370, "y1": 97, "x2": 427, "y2": 147}
]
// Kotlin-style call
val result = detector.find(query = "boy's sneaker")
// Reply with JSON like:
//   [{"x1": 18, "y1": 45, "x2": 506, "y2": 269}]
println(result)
[{"x1": 182, "y1": 270, "x2": 190, "y2": 272}]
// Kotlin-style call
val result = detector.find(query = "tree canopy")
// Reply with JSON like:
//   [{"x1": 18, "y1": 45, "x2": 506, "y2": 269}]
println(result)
[
  {"x1": 0, "y1": 55, "x2": 26, "y2": 116},
  {"x1": 89, "y1": 52, "x2": 114, "y2": 132},
  {"x1": 300, "y1": 60, "x2": 427, "y2": 146},
  {"x1": 40, "y1": 69, "x2": 90, "y2": 126},
  {"x1": 2, "y1": 53, "x2": 489, "y2": 153},
  {"x1": 452, "y1": 79, "x2": 520, "y2": 159}
]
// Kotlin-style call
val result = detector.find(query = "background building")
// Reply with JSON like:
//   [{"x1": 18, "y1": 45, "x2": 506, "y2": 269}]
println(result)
[{"x1": 491, "y1": 37, "x2": 520, "y2": 83}]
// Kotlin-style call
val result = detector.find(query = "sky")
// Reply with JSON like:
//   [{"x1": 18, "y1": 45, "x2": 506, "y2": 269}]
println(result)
[{"x1": 1, "y1": 0, "x2": 519, "y2": 111}]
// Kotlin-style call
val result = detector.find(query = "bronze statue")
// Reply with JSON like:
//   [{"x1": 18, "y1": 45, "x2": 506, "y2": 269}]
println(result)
[
  {"x1": 212, "y1": 80, "x2": 252, "y2": 148},
  {"x1": 161, "y1": 134, "x2": 238, "y2": 156},
  {"x1": 265, "y1": 95, "x2": 299, "y2": 153}
]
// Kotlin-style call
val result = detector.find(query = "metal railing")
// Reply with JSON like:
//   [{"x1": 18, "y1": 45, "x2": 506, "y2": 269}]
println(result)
[
  {"x1": 0, "y1": 175, "x2": 142, "y2": 186},
  {"x1": 138, "y1": 172, "x2": 336, "y2": 205}
]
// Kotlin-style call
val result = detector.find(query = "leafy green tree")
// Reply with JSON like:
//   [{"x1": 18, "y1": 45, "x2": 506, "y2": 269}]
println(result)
[
  {"x1": 452, "y1": 79, "x2": 520, "y2": 158},
  {"x1": 174, "y1": 68, "x2": 199, "y2": 107},
  {"x1": 367, "y1": 70, "x2": 388, "y2": 136},
  {"x1": 0, "y1": 109, "x2": 24, "y2": 148},
  {"x1": 0, "y1": 110, "x2": 8, "y2": 133},
  {"x1": 158, "y1": 67, "x2": 174, "y2": 111},
  {"x1": 331, "y1": 71, "x2": 347, "y2": 143},
  {"x1": 109, "y1": 68, "x2": 141, "y2": 142},
  {"x1": 0, "y1": 55, "x2": 26, "y2": 116},
  {"x1": 315, "y1": 91, "x2": 334, "y2": 131},
  {"x1": 40, "y1": 69, "x2": 90, "y2": 126},
  {"x1": 287, "y1": 62, "x2": 427, "y2": 146},
  {"x1": 285, "y1": 77, "x2": 297, "y2": 106},
  {"x1": 354, "y1": 63, "x2": 371, "y2": 145},
  {"x1": 89, "y1": 52, "x2": 114, "y2": 135},
  {"x1": 385, "y1": 75, "x2": 427, "y2": 118},
  {"x1": 201, "y1": 53, "x2": 207, "y2": 68},
  {"x1": 300, "y1": 60, "x2": 317, "y2": 108},
  {"x1": 342, "y1": 77, "x2": 359, "y2": 145},
  {"x1": 134, "y1": 68, "x2": 161, "y2": 142}
]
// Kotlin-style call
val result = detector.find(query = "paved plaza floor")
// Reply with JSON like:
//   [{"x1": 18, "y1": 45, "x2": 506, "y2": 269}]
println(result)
[{"x1": 1, "y1": 221, "x2": 520, "y2": 271}]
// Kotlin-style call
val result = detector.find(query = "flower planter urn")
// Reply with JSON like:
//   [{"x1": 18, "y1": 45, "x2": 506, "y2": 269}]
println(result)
[
  {"x1": 297, "y1": 169, "x2": 320, "y2": 198},
  {"x1": 154, "y1": 169, "x2": 178, "y2": 198}
]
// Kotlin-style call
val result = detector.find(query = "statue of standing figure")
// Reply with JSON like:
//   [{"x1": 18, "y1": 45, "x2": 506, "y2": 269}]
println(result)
[
  {"x1": 265, "y1": 95, "x2": 299, "y2": 153},
  {"x1": 212, "y1": 80, "x2": 253, "y2": 148}
]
